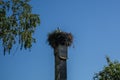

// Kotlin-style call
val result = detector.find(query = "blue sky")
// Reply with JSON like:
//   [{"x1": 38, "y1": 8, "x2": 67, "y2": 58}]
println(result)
[{"x1": 1, "y1": 0, "x2": 120, "y2": 80}]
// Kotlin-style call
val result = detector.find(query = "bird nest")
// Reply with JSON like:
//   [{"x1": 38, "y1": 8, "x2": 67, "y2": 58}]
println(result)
[{"x1": 48, "y1": 30, "x2": 73, "y2": 48}]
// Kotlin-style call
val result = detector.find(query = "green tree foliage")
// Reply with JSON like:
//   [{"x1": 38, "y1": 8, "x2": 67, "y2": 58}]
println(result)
[
  {"x1": 93, "y1": 57, "x2": 120, "y2": 80},
  {"x1": 0, "y1": 0, "x2": 40, "y2": 55}
]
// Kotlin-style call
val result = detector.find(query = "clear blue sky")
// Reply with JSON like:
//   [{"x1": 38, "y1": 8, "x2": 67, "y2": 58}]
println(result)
[{"x1": 1, "y1": 0, "x2": 120, "y2": 80}]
